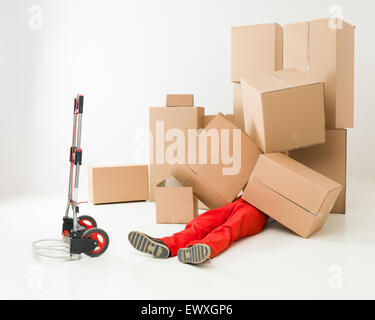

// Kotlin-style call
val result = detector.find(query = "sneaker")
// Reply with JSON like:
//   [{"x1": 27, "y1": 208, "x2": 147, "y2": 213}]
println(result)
[
  {"x1": 128, "y1": 231, "x2": 170, "y2": 259},
  {"x1": 177, "y1": 244, "x2": 211, "y2": 265}
]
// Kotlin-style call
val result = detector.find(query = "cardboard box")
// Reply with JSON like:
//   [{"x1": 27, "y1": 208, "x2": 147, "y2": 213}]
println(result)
[
  {"x1": 88, "y1": 165, "x2": 148, "y2": 204},
  {"x1": 203, "y1": 114, "x2": 235, "y2": 127},
  {"x1": 241, "y1": 68, "x2": 326, "y2": 153},
  {"x1": 155, "y1": 179, "x2": 198, "y2": 224},
  {"x1": 288, "y1": 129, "x2": 347, "y2": 213},
  {"x1": 149, "y1": 107, "x2": 204, "y2": 201},
  {"x1": 231, "y1": 23, "x2": 283, "y2": 83},
  {"x1": 166, "y1": 94, "x2": 194, "y2": 107},
  {"x1": 170, "y1": 113, "x2": 262, "y2": 209},
  {"x1": 242, "y1": 153, "x2": 342, "y2": 238},
  {"x1": 198, "y1": 200, "x2": 209, "y2": 210},
  {"x1": 233, "y1": 82, "x2": 245, "y2": 132},
  {"x1": 283, "y1": 18, "x2": 355, "y2": 129}
]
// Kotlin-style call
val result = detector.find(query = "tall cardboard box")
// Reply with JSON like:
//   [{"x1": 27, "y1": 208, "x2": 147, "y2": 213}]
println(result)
[
  {"x1": 170, "y1": 113, "x2": 262, "y2": 209},
  {"x1": 88, "y1": 165, "x2": 149, "y2": 204},
  {"x1": 231, "y1": 23, "x2": 283, "y2": 82},
  {"x1": 241, "y1": 68, "x2": 325, "y2": 153},
  {"x1": 283, "y1": 18, "x2": 355, "y2": 129},
  {"x1": 149, "y1": 107, "x2": 204, "y2": 201},
  {"x1": 233, "y1": 83, "x2": 244, "y2": 131},
  {"x1": 289, "y1": 129, "x2": 347, "y2": 213},
  {"x1": 155, "y1": 179, "x2": 198, "y2": 224},
  {"x1": 242, "y1": 153, "x2": 342, "y2": 238}
]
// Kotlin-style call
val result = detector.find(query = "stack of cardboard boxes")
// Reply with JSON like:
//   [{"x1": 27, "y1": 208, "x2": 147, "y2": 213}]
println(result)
[
  {"x1": 233, "y1": 18, "x2": 354, "y2": 215},
  {"x1": 88, "y1": 17, "x2": 354, "y2": 239}
]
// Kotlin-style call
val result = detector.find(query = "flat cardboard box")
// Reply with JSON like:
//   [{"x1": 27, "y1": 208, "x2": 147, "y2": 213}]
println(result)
[
  {"x1": 203, "y1": 114, "x2": 235, "y2": 127},
  {"x1": 288, "y1": 129, "x2": 347, "y2": 213},
  {"x1": 166, "y1": 94, "x2": 194, "y2": 107},
  {"x1": 241, "y1": 68, "x2": 326, "y2": 153},
  {"x1": 233, "y1": 82, "x2": 245, "y2": 132},
  {"x1": 283, "y1": 18, "x2": 355, "y2": 129},
  {"x1": 242, "y1": 153, "x2": 342, "y2": 238},
  {"x1": 88, "y1": 165, "x2": 148, "y2": 204},
  {"x1": 149, "y1": 106, "x2": 204, "y2": 201},
  {"x1": 155, "y1": 179, "x2": 198, "y2": 224},
  {"x1": 170, "y1": 113, "x2": 262, "y2": 209},
  {"x1": 231, "y1": 23, "x2": 283, "y2": 83}
]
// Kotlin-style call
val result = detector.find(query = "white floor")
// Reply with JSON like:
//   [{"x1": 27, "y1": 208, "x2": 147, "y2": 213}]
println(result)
[{"x1": 0, "y1": 176, "x2": 374, "y2": 300}]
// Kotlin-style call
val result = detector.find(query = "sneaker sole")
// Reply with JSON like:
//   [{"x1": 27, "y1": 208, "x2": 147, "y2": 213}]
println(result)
[
  {"x1": 178, "y1": 244, "x2": 211, "y2": 265},
  {"x1": 128, "y1": 231, "x2": 169, "y2": 259}
]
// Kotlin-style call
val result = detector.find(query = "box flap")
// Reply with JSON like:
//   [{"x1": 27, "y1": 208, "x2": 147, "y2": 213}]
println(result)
[
  {"x1": 170, "y1": 164, "x2": 229, "y2": 209},
  {"x1": 252, "y1": 153, "x2": 342, "y2": 214},
  {"x1": 283, "y1": 21, "x2": 308, "y2": 73},
  {"x1": 241, "y1": 69, "x2": 320, "y2": 94},
  {"x1": 274, "y1": 69, "x2": 320, "y2": 87},
  {"x1": 156, "y1": 178, "x2": 184, "y2": 188}
]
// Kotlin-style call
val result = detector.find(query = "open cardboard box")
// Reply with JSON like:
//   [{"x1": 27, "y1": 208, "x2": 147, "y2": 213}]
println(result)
[
  {"x1": 155, "y1": 179, "x2": 198, "y2": 224},
  {"x1": 170, "y1": 113, "x2": 262, "y2": 209},
  {"x1": 241, "y1": 68, "x2": 326, "y2": 153},
  {"x1": 242, "y1": 153, "x2": 342, "y2": 238}
]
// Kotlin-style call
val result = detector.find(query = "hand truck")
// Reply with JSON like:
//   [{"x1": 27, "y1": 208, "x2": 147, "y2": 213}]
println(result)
[{"x1": 33, "y1": 94, "x2": 110, "y2": 260}]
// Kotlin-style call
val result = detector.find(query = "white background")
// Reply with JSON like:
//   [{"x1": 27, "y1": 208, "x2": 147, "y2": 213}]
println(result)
[
  {"x1": 1, "y1": 0, "x2": 374, "y2": 197},
  {"x1": 1, "y1": 0, "x2": 375, "y2": 300}
]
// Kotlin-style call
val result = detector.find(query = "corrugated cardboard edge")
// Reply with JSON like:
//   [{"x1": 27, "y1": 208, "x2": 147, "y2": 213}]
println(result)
[
  {"x1": 330, "y1": 129, "x2": 347, "y2": 213},
  {"x1": 306, "y1": 184, "x2": 343, "y2": 236},
  {"x1": 275, "y1": 23, "x2": 283, "y2": 70},
  {"x1": 336, "y1": 20, "x2": 355, "y2": 128}
]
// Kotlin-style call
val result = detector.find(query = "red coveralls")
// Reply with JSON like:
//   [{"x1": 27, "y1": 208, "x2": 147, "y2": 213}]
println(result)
[{"x1": 161, "y1": 198, "x2": 268, "y2": 258}]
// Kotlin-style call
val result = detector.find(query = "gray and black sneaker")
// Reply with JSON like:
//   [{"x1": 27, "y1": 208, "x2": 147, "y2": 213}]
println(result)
[
  {"x1": 128, "y1": 231, "x2": 170, "y2": 259},
  {"x1": 177, "y1": 244, "x2": 211, "y2": 265}
]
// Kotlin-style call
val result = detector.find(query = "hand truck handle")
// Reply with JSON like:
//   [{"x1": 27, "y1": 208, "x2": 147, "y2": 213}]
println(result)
[{"x1": 76, "y1": 95, "x2": 84, "y2": 114}]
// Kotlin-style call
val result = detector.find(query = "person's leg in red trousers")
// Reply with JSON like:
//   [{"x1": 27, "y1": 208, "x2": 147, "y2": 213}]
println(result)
[
  {"x1": 128, "y1": 198, "x2": 268, "y2": 264},
  {"x1": 128, "y1": 200, "x2": 238, "y2": 259},
  {"x1": 183, "y1": 198, "x2": 268, "y2": 258},
  {"x1": 160, "y1": 200, "x2": 238, "y2": 256}
]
